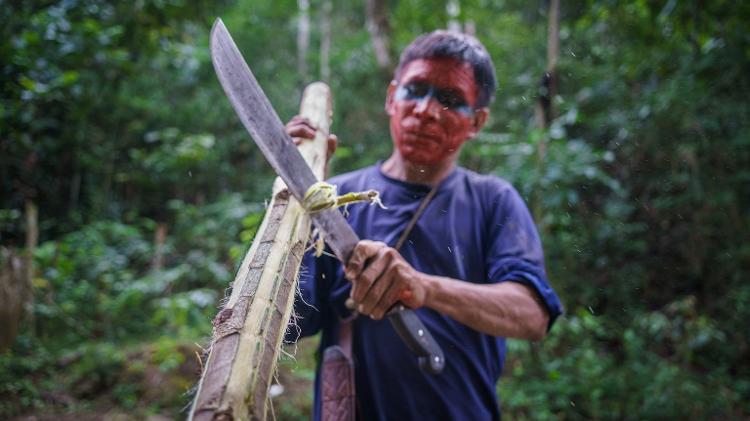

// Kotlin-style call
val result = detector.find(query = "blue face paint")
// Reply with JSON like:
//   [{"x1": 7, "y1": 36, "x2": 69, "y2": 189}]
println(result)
[{"x1": 394, "y1": 81, "x2": 475, "y2": 117}]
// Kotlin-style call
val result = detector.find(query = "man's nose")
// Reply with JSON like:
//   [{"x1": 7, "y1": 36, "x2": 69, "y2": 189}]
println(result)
[{"x1": 413, "y1": 95, "x2": 440, "y2": 120}]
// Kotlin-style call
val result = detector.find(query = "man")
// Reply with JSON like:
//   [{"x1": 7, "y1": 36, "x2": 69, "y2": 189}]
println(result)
[{"x1": 286, "y1": 30, "x2": 563, "y2": 420}]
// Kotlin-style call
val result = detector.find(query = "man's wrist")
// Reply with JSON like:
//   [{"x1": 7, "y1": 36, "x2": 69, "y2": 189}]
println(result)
[{"x1": 418, "y1": 272, "x2": 440, "y2": 309}]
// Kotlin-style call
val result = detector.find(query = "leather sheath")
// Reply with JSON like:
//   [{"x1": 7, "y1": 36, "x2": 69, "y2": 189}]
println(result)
[{"x1": 321, "y1": 344, "x2": 356, "y2": 421}]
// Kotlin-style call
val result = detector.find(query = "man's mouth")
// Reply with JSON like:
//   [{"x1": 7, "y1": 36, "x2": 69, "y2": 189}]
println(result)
[{"x1": 403, "y1": 131, "x2": 440, "y2": 143}]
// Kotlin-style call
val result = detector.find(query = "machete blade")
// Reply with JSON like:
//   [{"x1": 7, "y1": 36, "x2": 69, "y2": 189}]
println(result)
[{"x1": 209, "y1": 18, "x2": 444, "y2": 374}]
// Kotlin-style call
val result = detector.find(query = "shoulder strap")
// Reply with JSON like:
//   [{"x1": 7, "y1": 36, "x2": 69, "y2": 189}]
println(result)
[{"x1": 394, "y1": 184, "x2": 440, "y2": 251}]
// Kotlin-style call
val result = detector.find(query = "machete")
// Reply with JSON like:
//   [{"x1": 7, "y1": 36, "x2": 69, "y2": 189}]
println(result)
[{"x1": 210, "y1": 18, "x2": 444, "y2": 374}]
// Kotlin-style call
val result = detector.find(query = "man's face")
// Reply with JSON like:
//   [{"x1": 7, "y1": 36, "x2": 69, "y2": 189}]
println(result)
[{"x1": 386, "y1": 57, "x2": 488, "y2": 166}]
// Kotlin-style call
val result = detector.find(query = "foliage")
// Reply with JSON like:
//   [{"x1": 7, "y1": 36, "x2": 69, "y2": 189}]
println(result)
[
  {"x1": 0, "y1": 0, "x2": 748, "y2": 418},
  {"x1": 501, "y1": 300, "x2": 740, "y2": 420},
  {"x1": 0, "y1": 192, "x2": 259, "y2": 417}
]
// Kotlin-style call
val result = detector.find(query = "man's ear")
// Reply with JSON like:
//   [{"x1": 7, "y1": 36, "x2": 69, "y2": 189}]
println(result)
[
  {"x1": 467, "y1": 107, "x2": 490, "y2": 139},
  {"x1": 384, "y1": 81, "x2": 397, "y2": 115}
]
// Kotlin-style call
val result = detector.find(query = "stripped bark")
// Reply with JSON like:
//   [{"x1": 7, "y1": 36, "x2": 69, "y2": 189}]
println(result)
[{"x1": 189, "y1": 82, "x2": 332, "y2": 421}]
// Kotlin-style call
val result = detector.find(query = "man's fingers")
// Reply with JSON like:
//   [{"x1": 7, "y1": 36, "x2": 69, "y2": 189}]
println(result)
[
  {"x1": 287, "y1": 124, "x2": 317, "y2": 140},
  {"x1": 358, "y1": 268, "x2": 395, "y2": 317},
  {"x1": 345, "y1": 297, "x2": 358, "y2": 310},
  {"x1": 370, "y1": 281, "x2": 403, "y2": 320},
  {"x1": 348, "y1": 241, "x2": 389, "y2": 303},
  {"x1": 345, "y1": 240, "x2": 383, "y2": 281},
  {"x1": 326, "y1": 134, "x2": 338, "y2": 160},
  {"x1": 350, "y1": 251, "x2": 388, "y2": 304},
  {"x1": 285, "y1": 115, "x2": 338, "y2": 157},
  {"x1": 285, "y1": 115, "x2": 317, "y2": 140}
]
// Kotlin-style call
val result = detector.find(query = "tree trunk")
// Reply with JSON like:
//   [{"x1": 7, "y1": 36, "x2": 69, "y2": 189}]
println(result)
[
  {"x1": 297, "y1": 0, "x2": 310, "y2": 81},
  {"x1": 535, "y1": 0, "x2": 560, "y2": 130},
  {"x1": 0, "y1": 248, "x2": 25, "y2": 352},
  {"x1": 0, "y1": 200, "x2": 36, "y2": 352},
  {"x1": 447, "y1": 0, "x2": 461, "y2": 33},
  {"x1": 319, "y1": 0, "x2": 332, "y2": 82},
  {"x1": 546, "y1": 0, "x2": 560, "y2": 87},
  {"x1": 151, "y1": 222, "x2": 168, "y2": 272},
  {"x1": 189, "y1": 82, "x2": 332, "y2": 421},
  {"x1": 24, "y1": 200, "x2": 37, "y2": 290},
  {"x1": 464, "y1": 19, "x2": 476, "y2": 36},
  {"x1": 365, "y1": 0, "x2": 393, "y2": 74},
  {"x1": 533, "y1": 0, "x2": 560, "y2": 224}
]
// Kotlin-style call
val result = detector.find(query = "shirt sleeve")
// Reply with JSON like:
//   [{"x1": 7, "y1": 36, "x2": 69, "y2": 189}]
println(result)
[{"x1": 484, "y1": 182, "x2": 564, "y2": 331}]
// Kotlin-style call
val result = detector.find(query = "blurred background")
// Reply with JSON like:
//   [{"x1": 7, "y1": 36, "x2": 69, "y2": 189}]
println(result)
[{"x1": 1, "y1": 0, "x2": 748, "y2": 419}]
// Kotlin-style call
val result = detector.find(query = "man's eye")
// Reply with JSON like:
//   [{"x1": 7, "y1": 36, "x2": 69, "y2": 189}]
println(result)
[
  {"x1": 437, "y1": 91, "x2": 466, "y2": 108},
  {"x1": 406, "y1": 83, "x2": 430, "y2": 98}
]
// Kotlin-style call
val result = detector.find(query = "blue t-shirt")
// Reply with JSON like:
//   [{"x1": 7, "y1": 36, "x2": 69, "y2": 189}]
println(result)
[{"x1": 288, "y1": 164, "x2": 563, "y2": 421}]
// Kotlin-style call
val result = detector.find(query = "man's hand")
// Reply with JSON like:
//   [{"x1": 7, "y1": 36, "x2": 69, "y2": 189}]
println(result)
[
  {"x1": 285, "y1": 115, "x2": 337, "y2": 161},
  {"x1": 344, "y1": 240, "x2": 429, "y2": 320}
]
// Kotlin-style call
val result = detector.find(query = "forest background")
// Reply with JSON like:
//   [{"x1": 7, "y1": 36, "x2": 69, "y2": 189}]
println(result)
[{"x1": 1, "y1": 0, "x2": 748, "y2": 419}]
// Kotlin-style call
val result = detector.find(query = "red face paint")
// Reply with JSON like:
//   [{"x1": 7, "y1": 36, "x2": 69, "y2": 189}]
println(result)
[{"x1": 386, "y1": 58, "x2": 481, "y2": 166}]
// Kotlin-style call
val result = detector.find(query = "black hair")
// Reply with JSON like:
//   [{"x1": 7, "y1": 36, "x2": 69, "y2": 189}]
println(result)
[{"x1": 394, "y1": 30, "x2": 497, "y2": 108}]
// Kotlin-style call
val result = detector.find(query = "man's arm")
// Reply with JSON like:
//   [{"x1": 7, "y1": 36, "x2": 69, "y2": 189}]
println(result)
[
  {"x1": 422, "y1": 273, "x2": 550, "y2": 341},
  {"x1": 345, "y1": 240, "x2": 551, "y2": 341}
]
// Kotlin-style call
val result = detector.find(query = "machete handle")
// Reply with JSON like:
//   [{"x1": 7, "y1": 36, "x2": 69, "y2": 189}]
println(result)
[{"x1": 387, "y1": 304, "x2": 445, "y2": 374}]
